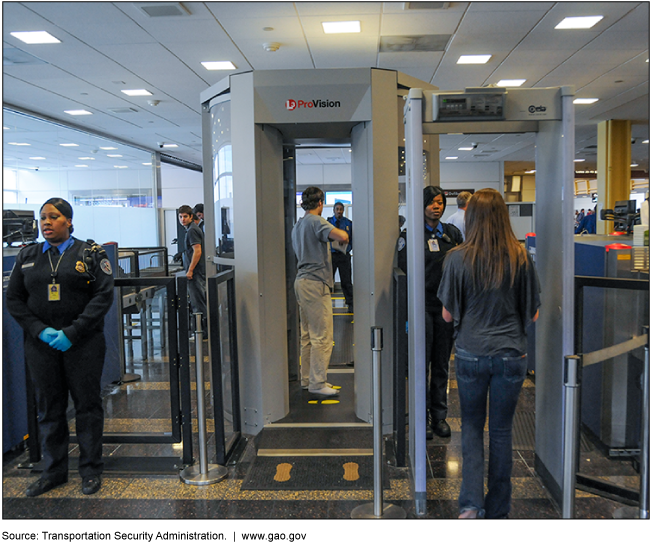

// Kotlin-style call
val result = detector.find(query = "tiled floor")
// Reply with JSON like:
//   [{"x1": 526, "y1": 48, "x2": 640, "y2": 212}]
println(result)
[{"x1": 2, "y1": 294, "x2": 641, "y2": 520}]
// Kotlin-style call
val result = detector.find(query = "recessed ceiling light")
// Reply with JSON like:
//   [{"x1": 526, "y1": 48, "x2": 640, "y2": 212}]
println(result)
[
  {"x1": 555, "y1": 16, "x2": 603, "y2": 30},
  {"x1": 525, "y1": 170, "x2": 536, "y2": 174},
  {"x1": 322, "y1": 21, "x2": 361, "y2": 34},
  {"x1": 64, "y1": 109, "x2": 92, "y2": 115},
  {"x1": 201, "y1": 61, "x2": 237, "y2": 70},
  {"x1": 497, "y1": 79, "x2": 526, "y2": 87},
  {"x1": 60, "y1": 143, "x2": 79, "y2": 147},
  {"x1": 631, "y1": 163, "x2": 639, "y2": 167},
  {"x1": 29, "y1": 157, "x2": 46, "y2": 160},
  {"x1": 10, "y1": 31, "x2": 61, "y2": 44},
  {"x1": 162, "y1": 144, "x2": 178, "y2": 148},
  {"x1": 458, "y1": 147, "x2": 474, "y2": 151},
  {"x1": 457, "y1": 55, "x2": 491, "y2": 64},
  {"x1": 121, "y1": 89, "x2": 152, "y2": 96},
  {"x1": 643, "y1": 140, "x2": 649, "y2": 144},
  {"x1": 446, "y1": 156, "x2": 459, "y2": 160},
  {"x1": 3, "y1": 126, "x2": 9, "y2": 130},
  {"x1": 78, "y1": 157, "x2": 95, "y2": 160},
  {"x1": 573, "y1": 98, "x2": 599, "y2": 104},
  {"x1": 142, "y1": 162, "x2": 152, "y2": 166},
  {"x1": 574, "y1": 159, "x2": 585, "y2": 162},
  {"x1": 8, "y1": 142, "x2": 30, "y2": 146},
  {"x1": 107, "y1": 154, "x2": 123, "y2": 158},
  {"x1": 114, "y1": 165, "x2": 128, "y2": 169},
  {"x1": 100, "y1": 147, "x2": 117, "y2": 150},
  {"x1": 75, "y1": 165, "x2": 89, "y2": 168}
]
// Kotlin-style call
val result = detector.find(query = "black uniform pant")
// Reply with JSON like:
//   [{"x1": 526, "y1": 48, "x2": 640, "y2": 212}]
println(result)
[
  {"x1": 425, "y1": 306, "x2": 455, "y2": 421},
  {"x1": 25, "y1": 331, "x2": 105, "y2": 480},
  {"x1": 331, "y1": 251, "x2": 353, "y2": 307}
]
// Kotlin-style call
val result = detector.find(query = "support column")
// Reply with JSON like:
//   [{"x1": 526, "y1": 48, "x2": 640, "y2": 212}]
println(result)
[{"x1": 596, "y1": 120, "x2": 632, "y2": 234}]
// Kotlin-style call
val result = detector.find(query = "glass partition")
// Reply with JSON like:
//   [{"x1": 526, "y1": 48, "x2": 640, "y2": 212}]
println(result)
[
  {"x1": 2, "y1": 108, "x2": 157, "y2": 248},
  {"x1": 209, "y1": 96, "x2": 234, "y2": 258}
]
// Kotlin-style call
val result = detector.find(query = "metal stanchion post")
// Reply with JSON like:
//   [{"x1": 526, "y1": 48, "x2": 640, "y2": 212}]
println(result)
[
  {"x1": 562, "y1": 355, "x2": 581, "y2": 519},
  {"x1": 351, "y1": 328, "x2": 406, "y2": 519},
  {"x1": 640, "y1": 327, "x2": 649, "y2": 519},
  {"x1": 180, "y1": 313, "x2": 228, "y2": 485}
]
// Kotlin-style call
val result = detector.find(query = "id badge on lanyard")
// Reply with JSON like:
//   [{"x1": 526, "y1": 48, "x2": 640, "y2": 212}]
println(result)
[
  {"x1": 48, "y1": 283, "x2": 61, "y2": 301},
  {"x1": 428, "y1": 238, "x2": 440, "y2": 252}
]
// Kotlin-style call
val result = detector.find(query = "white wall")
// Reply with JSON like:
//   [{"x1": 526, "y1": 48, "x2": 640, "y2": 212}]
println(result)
[
  {"x1": 160, "y1": 163, "x2": 204, "y2": 208},
  {"x1": 296, "y1": 163, "x2": 351, "y2": 186}
]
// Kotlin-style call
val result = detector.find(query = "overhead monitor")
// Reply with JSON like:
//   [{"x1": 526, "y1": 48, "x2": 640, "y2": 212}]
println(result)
[{"x1": 325, "y1": 191, "x2": 352, "y2": 205}]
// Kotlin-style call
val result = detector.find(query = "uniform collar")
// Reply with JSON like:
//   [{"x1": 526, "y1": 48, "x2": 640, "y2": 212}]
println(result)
[
  {"x1": 425, "y1": 222, "x2": 444, "y2": 237},
  {"x1": 43, "y1": 237, "x2": 74, "y2": 253}
]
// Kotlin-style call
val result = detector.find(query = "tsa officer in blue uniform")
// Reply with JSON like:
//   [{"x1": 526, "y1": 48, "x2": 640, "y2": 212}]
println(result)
[
  {"x1": 396, "y1": 186, "x2": 462, "y2": 439},
  {"x1": 327, "y1": 202, "x2": 353, "y2": 312},
  {"x1": 6, "y1": 198, "x2": 114, "y2": 497}
]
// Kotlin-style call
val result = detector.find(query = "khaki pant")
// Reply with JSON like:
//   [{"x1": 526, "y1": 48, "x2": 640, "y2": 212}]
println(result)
[{"x1": 294, "y1": 278, "x2": 333, "y2": 390}]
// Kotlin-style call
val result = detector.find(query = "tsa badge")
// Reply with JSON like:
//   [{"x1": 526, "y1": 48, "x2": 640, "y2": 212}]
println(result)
[
  {"x1": 100, "y1": 258, "x2": 113, "y2": 275},
  {"x1": 397, "y1": 237, "x2": 406, "y2": 251},
  {"x1": 75, "y1": 261, "x2": 86, "y2": 273}
]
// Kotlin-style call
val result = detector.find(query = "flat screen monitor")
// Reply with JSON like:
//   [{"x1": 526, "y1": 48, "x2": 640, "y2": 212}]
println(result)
[
  {"x1": 3, "y1": 210, "x2": 38, "y2": 246},
  {"x1": 325, "y1": 191, "x2": 352, "y2": 205}
]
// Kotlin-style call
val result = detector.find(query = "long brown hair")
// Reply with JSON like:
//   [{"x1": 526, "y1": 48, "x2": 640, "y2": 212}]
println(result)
[{"x1": 454, "y1": 188, "x2": 527, "y2": 290}]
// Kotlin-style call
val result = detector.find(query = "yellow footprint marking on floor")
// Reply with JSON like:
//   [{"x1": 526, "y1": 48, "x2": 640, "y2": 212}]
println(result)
[
  {"x1": 307, "y1": 399, "x2": 340, "y2": 405},
  {"x1": 342, "y1": 462, "x2": 360, "y2": 481},
  {"x1": 332, "y1": 385, "x2": 341, "y2": 389},
  {"x1": 274, "y1": 462, "x2": 293, "y2": 482}
]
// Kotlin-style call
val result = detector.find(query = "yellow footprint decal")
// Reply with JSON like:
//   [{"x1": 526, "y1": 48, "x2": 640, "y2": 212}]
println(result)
[
  {"x1": 342, "y1": 462, "x2": 360, "y2": 481},
  {"x1": 274, "y1": 462, "x2": 293, "y2": 482}
]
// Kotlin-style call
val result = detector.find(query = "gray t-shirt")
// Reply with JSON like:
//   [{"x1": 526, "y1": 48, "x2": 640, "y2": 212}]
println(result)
[
  {"x1": 437, "y1": 248, "x2": 541, "y2": 356},
  {"x1": 182, "y1": 221, "x2": 205, "y2": 276},
  {"x1": 292, "y1": 213, "x2": 335, "y2": 288}
]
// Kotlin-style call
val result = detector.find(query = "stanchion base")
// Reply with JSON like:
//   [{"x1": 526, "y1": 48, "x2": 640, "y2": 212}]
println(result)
[
  {"x1": 179, "y1": 464, "x2": 228, "y2": 486},
  {"x1": 351, "y1": 503, "x2": 407, "y2": 519},
  {"x1": 613, "y1": 506, "x2": 640, "y2": 519}
]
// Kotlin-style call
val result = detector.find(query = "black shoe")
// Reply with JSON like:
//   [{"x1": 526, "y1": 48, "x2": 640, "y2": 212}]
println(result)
[
  {"x1": 426, "y1": 423, "x2": 433, "y2": 440},
  {"x1": 432, "y1": 418, "x2": 451, "y2": 438},
  {"x1": 25, "y1": 476, "x2": 68, "y2": 497},
  {"x1": 348, "y1": 305, "x2": 353, "y2": 313},
  {"x1": 82, "y1": 475, "x2": 102, "y2": 495}
]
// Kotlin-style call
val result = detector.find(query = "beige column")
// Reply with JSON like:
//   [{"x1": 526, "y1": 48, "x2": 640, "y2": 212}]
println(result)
[{"x1": 596, "y1": 120, "x2": 631, "y2": 234}]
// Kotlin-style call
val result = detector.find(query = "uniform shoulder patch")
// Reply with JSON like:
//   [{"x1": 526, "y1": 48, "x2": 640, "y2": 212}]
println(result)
[
  {"x1": 100, "y1": 258, "x2": 112, "y2": 275},
  {"x1": 397, "y1": 237, "x2": 406, "y2": 251}
]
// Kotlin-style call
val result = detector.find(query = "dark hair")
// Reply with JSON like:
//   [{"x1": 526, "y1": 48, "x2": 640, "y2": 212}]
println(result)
[
  {"x1": 40, "y1": 197, "x2": 74, "y2": 234},
  {"x1": 453, "y1": 188, "x2": 527, "y2": 291},
  {"x1": 301, "y1": 187, "x2": 324, "y2": 211},
  {"x1": 334, "y1": 201, "x2": 344, "y2": 209},
  {"x1": 193, "y1": 203, "x2": 204, "y2": 214},
  {"x1": 178, "y1": 205, "x2": 194, "y2": 217},
  {"x1": 423, "y1": 185, "x2": 446, "y2": 213}
]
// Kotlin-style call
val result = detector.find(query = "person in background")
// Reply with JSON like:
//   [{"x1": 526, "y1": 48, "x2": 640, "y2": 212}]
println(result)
[
  {"x1": 438, "y1": 188, "x2": 541, "y2": 519},
  {"x1": 397, "y1": 186, "x2": 463, "y2": 439},
  {"x1": 193, "y1": 203, "x2": 205, "y2": 232},
  {"x1": 178, "y1": 205, "x2": 207, "y2": 335},
  {"x1": 6, "y1": 198, "x2": 114, "y2": 497},
  {"x1": 575, "y1": 206, "x2": 596, "y2": 234},
  {"x1": 292, "y1": 187, "x2": 349, "y2": 397},
  {"x1": 445, "y1": 191, "x2": 472, "y2": 241},
  {"x1": 327, "y1": 202, "x2": 353, "y2": 313}
]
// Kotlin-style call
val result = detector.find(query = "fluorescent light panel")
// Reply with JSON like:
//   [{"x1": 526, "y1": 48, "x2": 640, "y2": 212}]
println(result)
[
  {"x1": 162, "y1": 144, "x2": 178, "y2": 148},
  {"x1": 100, "y1": 147, "x2": 117, "y2": 150},
  {"x1": 11, "y1": 31, "x2": 60, "y2": 44},
  {"x1": 60, "y1": 143, "x2": 79, "y2": 147},
  {"x1": 201, "y1": 61, "x2": 236, "y2": 70},
  {"x1": 555, "y1": 16, "x2": 603, "y2": 30},
  {"x1": 446, "y1": 156, "x2": 458, "y2": 160},
  {"x1": 574, "y1": 98, "x2": 599, "y2": 104},
  {"x1": 322, "y1": 21, "x2": 360, "y2": 34},
  {"x1": 64, "y1": 109, "x2": 92, "y2": 115},
  {"x1": 458, "y1": 147, "x2": 474, "y2": 151},
  {"x1": 121, "y1": 89, "x2": 152, "y2": 96},
  {"x1": 8, "y1": 142, "x2": 30, "y2": 146},
  {"x1": 107, "y1": 154, "x2": 122, "y2": 157},
  {"x1": 497, "y1": 79, "x2": 526, "y2": 87},
  {"x1": 574, "y1": 159, "x2": 585, "y2": 162},
  {"x1": 29, "y1": 157, "x2": 46, "y2": 160},
  {"x1": 457, "y1": 55, "x2": 491, "y2": 64}
]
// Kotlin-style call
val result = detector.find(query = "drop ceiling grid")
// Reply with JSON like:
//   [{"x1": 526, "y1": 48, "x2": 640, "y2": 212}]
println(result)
[
  {"x1": 378, "y1": 11, "x2": 465, "y2": 35},
  {"x1": 230, "y1": 39, "x2": 315, "y2": 70}
]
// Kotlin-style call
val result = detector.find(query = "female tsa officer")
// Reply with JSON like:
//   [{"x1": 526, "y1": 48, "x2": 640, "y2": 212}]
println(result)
[{"x1": 7, "y1": 198, "x2": 114, "y2": 497}]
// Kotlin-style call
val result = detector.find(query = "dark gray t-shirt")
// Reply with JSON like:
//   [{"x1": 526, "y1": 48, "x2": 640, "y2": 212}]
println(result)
[
  {"x1": 182, "y1": 222, "x2": 205, "y2": 276},
  {"x1": 437, "y1": 248, "x2": 541, "y2": 356},
  {"x1": 292, "y1": 213, "x2": 335, "y2": 288}
]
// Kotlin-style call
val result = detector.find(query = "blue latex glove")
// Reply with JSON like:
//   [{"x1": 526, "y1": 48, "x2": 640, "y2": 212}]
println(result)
[
  {"x1": 39, "y1": 327, "x2": 58, "y2": 343},
  {"x1": 49, "y1": 330, "x2": 72, "y2": 352}
]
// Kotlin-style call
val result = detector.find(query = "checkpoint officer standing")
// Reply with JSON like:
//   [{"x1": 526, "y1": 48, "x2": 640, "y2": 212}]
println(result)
[
  {"x1": 397, "y1": 186, "x2": 462, "y2": 439},
  {"x1": 327, "y1": 202, "x2": 353, "y2": 312},
  {"x1": 6, "y1": 198, "x2": 114, "y2": 497}
]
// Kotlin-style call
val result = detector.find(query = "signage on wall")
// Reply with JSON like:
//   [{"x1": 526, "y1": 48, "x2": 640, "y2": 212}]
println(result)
[
  {"x1": 285, "y1": 98, "x2": 341, "y2": 111},
  {"x1": 443, "y1": 189, "x2": 475, "y2": 198}
]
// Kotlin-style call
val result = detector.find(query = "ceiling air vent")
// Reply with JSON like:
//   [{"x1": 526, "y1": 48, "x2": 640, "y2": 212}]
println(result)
[
  {"x1": 135, "y1": 2, "x2": 190, "y2": 17},
  {"x1": 380, "y1": 35, "x2": 451, "y2": 53},
  {"x1": 403, "y1": 2, "x2": 450, "y2": 10},
  {"x1": 3, "y1": 46, "x2": 47, "y2": 66}
]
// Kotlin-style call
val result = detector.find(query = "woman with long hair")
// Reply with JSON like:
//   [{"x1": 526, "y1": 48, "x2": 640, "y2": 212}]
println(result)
[{"x1": 437, "y1": 188, "x2": 541, "y2": 519}]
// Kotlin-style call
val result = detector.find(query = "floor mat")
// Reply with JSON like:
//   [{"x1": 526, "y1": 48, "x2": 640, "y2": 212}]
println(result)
[{"x1": 241, "y1": 456, "x2": 389, "y2": 491}]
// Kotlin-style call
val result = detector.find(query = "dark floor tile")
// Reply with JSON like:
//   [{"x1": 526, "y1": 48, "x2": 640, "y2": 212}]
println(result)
[
  {"x1": 577, "y1": 455, "x2": 639, "y2": 477},
  {"x1": 211, "y1": 500, "x2": 276, "y2": 519},
  {"x1": 326, "y1": 499, "x2": 367, "y2": 518},
  {"x1": 509, "y1": 498, "x2": 559, "y2": 519},
  {"x1": 3, "y1": 498, "x2": 100, "y2": 519},
  {"x1": 575, "y1": 497, "x2": 628, "y2": 519},
  {"x1": 270, "y1": 500, "x2": 330, "y2": 519},
  {"x1": 156, "y1": 499, "x2": 223, "y2": 518},
  {"x1": 425, "y1": 499, "x2": 458, "y2": 519},
  {"x1": 428, "y1": 461, "x2": 463, "y2": 479}
]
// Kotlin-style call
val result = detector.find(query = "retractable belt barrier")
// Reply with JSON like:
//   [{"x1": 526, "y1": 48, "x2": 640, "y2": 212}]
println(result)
[
  {"x1": 562, "y1": 275, "x2": 649, "y2": 519},
  {"x1": 351, "y1": 328, "x2": 406, "y2": 519}
]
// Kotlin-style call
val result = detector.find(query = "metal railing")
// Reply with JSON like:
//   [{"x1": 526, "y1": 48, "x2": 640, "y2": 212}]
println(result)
[
  {"x1": 562, "y1": 275, "x2": 649, "y2": 518},
  {"x1": 392, "y1": 267, "x2": 408, "y2": 467}
]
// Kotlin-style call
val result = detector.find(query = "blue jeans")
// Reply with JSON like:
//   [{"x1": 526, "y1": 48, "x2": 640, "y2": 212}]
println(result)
[{"x1": 455, "y1": 347, "x2": 527, "y2": 519}]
